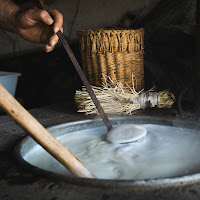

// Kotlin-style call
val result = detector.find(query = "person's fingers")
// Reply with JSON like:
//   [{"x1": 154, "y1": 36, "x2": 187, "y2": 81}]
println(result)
[
  {"x1": 60, "y1": 27, "x2": 64, "y2": 33},
  {"x1": 48, "y1": 34, "x2": 59, "y2": 47},
  {"x1": 29, "y1": 8, "x2": 54, "y2": 26},
  {"x1": 40, "y1": 25, "x2": 51, "y2": 44},
  {"x1": 51, "y1": 9, "x2": 63, "y2": 33},
  {"x1": 44, "y1": 44, "x2": 55, "y2": 53}
]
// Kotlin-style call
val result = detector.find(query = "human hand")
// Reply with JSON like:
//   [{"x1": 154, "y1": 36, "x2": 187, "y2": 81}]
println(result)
[{"x1": 13, "y1": 7, "x2": 63, "y2": 52}]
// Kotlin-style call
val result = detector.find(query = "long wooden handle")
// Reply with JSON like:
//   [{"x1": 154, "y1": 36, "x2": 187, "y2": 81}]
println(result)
[
  {"x1": 0, "y1": 84, "x2": 95, "y2": 178},
  {"x1": 39, "y1": 0, "x2": 112, "y2": 132}
]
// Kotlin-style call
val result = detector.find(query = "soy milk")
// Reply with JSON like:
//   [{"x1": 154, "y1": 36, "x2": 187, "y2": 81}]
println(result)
[{"x1": 24, "y1": 124, "x2": 200, "y2": 180}]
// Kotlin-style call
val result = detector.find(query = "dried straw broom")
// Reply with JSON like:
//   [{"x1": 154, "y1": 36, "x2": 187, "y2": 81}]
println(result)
[{"x1": 75, "y1": 76, "x2": 175, "y2": 115}]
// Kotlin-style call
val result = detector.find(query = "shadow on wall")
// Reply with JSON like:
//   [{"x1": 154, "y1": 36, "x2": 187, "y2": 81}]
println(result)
[
  {"x1": 85, "y1": 0, "x2": 195, "y2": 112},
  {"x1": 117, "y1": 0, "x2": 196, "y2": 108}
]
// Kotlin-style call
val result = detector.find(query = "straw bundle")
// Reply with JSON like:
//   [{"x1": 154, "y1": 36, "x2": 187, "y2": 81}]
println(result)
[{"x1": 75, "y1": 77, "x2": 175, "y2": 115}]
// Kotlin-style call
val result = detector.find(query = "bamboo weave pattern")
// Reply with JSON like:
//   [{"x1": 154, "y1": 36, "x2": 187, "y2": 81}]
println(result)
[{"x1": 77, "y1": 29, "x2": 144, "y2": 91}]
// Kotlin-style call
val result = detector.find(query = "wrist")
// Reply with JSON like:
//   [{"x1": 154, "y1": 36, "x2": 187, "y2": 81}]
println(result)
[
  {"x1": 0, "y1": 0, "x2": 20, "y2": 33},
  {"x1": 7, "y1": 6, "x2": 21, "y2": 33}
]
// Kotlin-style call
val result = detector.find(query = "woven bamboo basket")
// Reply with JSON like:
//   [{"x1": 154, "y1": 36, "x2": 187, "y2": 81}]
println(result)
[{"x1": 77, "y1": 28, "x2": 144, "y2": 91}]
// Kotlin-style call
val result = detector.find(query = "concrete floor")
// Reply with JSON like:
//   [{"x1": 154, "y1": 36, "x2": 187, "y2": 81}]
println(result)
[{"x1": 1, "y1": 102, "x2": 200, "y2": 200}]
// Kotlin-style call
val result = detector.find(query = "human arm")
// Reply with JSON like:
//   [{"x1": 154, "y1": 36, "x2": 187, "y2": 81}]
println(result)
[{"x1": 0, "y1": 0, "x2": 63, "y2": 52}]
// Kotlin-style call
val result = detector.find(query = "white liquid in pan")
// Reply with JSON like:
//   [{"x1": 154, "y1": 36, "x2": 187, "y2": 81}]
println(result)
[{"x1": 24, "y1": 124, "x2": 200, "y2": 180}]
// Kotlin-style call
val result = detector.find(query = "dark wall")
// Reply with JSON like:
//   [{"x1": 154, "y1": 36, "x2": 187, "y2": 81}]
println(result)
[
  {"x1": 0, "y1": 0, "x2": 197, "y2": 110},
  {"x1": 0, "y1": 42, "x2": 82, "y2": 109},
  {"x1": 118, "y1": 0, "x2": 196, "y2": 109}
]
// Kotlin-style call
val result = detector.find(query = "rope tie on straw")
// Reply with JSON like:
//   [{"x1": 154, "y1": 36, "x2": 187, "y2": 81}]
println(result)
[{"x1": 138, "y1": 92, "x2": 159, "y2": 109}]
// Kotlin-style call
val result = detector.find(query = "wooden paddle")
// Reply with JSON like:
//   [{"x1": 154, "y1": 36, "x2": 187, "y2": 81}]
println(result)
[{"x1": 0, "y1": 83, "x2": 95, "y2": 178}]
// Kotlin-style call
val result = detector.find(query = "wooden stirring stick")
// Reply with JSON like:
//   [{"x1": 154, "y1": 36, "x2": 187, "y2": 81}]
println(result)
[
  {"x1": 39, "y1": 0, "x2": 113, "y2": 132},
  {"x1": 0, "y1": 84, "x2": 95, "y2": 178}
]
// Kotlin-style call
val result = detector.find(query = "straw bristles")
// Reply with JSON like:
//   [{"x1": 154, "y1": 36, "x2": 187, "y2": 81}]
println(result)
[
  {"x1": 157, "y1": 91, "x2": 176, "y2": 108},
  {"x1": 75, "y1": 77, "x2": 175, "y2": 115},
  {"x1": 75, "y1": 77, "x2": 142, "y2": 115}
]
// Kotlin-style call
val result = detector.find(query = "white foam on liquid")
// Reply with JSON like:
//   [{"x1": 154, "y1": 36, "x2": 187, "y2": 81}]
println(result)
[{"x1": 24, "y1": 124, "x2": 200, "y2": 180}]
